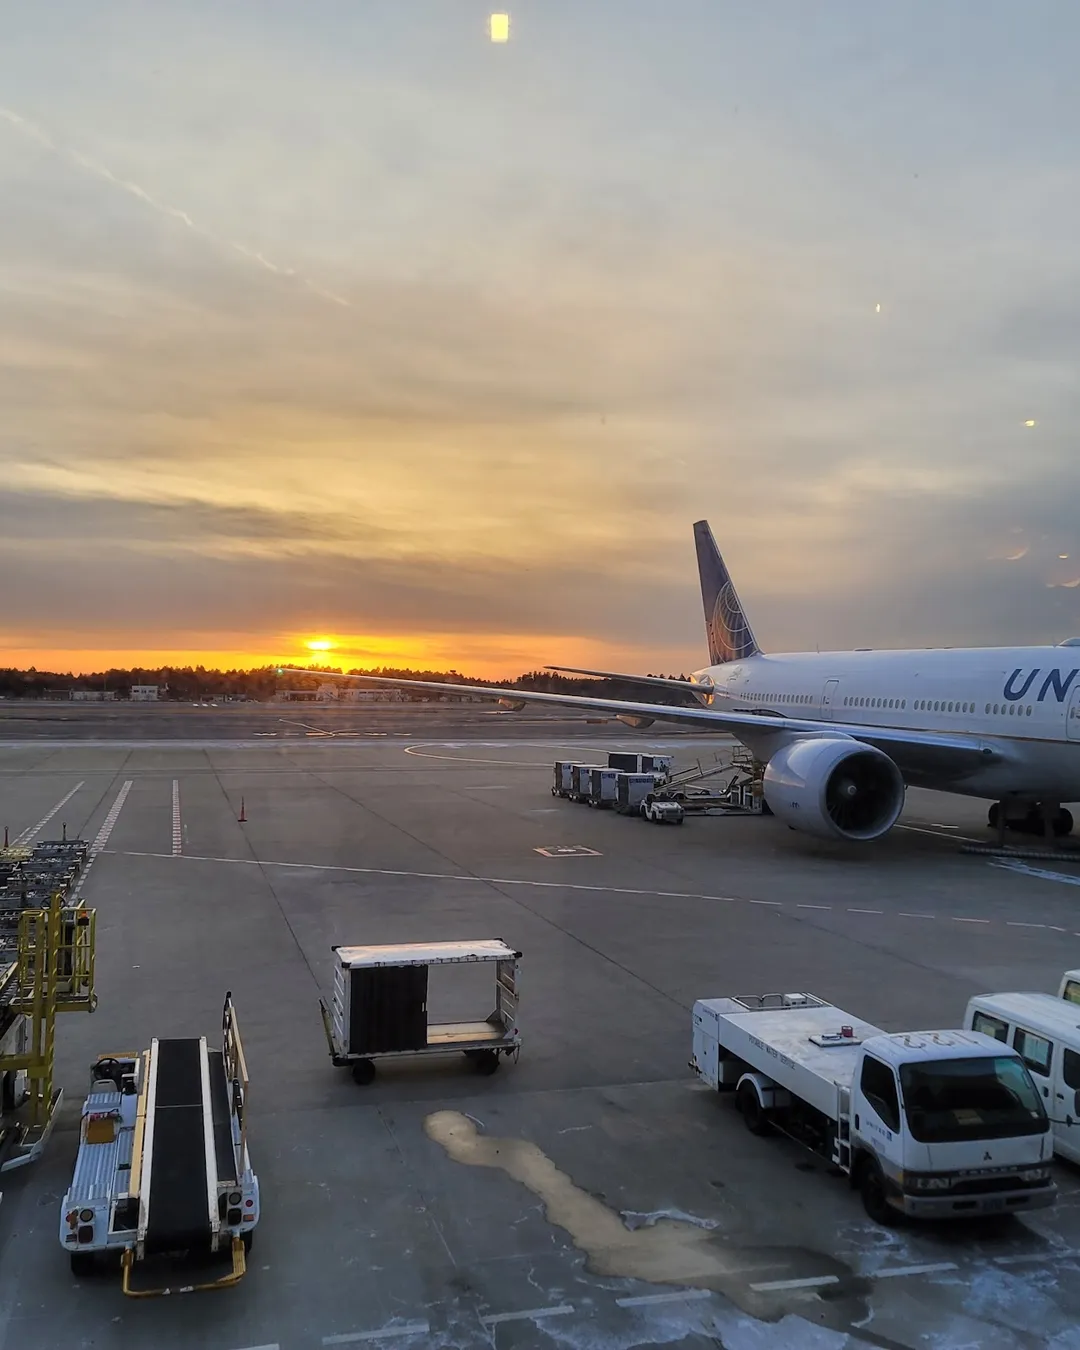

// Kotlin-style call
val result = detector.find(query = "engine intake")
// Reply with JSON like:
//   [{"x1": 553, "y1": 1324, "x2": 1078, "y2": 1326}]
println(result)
[{"x1": 763, "y1": 738, "x2": 905, "y2": 842}]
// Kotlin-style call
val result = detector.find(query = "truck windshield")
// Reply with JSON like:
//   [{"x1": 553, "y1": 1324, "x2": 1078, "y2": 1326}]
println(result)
[{"x1": 900, "y1": 1056, "x2": 1047, "y2": 1143}]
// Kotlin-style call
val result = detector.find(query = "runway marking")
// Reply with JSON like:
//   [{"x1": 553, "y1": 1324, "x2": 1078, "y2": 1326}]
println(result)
[
  {"x1": 322, "y1": 1324, "x2": 429, "y2": 1345},
  {"x1": 616, "y1": 1289, "x2": 712, "y2": 1308},
  {"x1": 481, "y1": 1304, "x2": 574, "y2": 1325},
  {"x1": 848, "y1": 908, "x2": 884, "y2": 915},
  {"x1": 1006, "y1": 921, "x2": 1046, "y2": 929},
  {"x1": 897, "y1": 823, "x2": 985, "y2": 844},
  {"x1": 992, "y1": 859, "x2": 1080, "y2": 888},
  {"x1": 102, "y1": 850, "x2": 1080, "y2": 940},
  {"x1": 11, "y1": 781, "x2": 85, "y2": 847},
  {"x1": 72, "y1": 781, "x2": 133, "y2": 898},
  {"x1": 749, "y1": 1274, "x2": 839, "y2": 1292},
  {"x1": 231, "y1": 1344, "x2": 280, "y2": 1350},
  {"x1": 874, "y1": 1261, "x2": 958, "y2": 1279},
  {"x1": 897, "y1": 911, "x2": 936, "y2": 919},
  {"x1": 171, "y1": 779, "x2": 182, "y2": 855}
]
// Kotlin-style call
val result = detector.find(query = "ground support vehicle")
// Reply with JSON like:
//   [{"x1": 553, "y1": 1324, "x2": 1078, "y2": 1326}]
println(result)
[
  {"x1": 642, "y1": 799, "x2": 685, "y2": 825},
  {"x1": 321, "y1": 939, "x2": 521, "y2": 1084},
  {"x1": 691, "y1": 991, "x2": 1056, "y2": 1223},
  {"x1": 59, "y1": 993, "x2": 258, "y2": 1295}
]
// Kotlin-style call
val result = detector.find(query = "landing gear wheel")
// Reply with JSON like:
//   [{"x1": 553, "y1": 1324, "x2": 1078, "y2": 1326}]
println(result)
[
  {"x1": 1055, "y1": 809, "x2": 1074, "y2": 838},
  {"x1": 737, "y1": 1081, "x2": 770, "y2": 1136},
  {"x1": 859, "y1": 1160, "x2": 898, "y2": 1226},
  {"x1": 70, "y1": 1251, "x2": 96, "y2": 1278},
  {"x1": 988, "y1": 803, "x2": 1001, "y2": 829},
  {"x1": 466, "y1": 1049, "x2": 500, "y2": 1075},
  {"x1": 350, "y1": 1059, "x2": 375, "y2": 1086}
]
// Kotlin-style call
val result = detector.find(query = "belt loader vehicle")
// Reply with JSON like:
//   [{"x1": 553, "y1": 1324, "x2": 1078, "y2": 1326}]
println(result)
[
  {"x1": 691, "y1": 992, "x2": 1055, "y2": 1224},
  {"x1": 60, "y1": 993, "x2": 258, "y2": 1294}
]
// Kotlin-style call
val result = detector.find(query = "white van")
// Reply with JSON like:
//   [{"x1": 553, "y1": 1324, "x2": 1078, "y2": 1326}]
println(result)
[
  {"x1": 1058, "y1": 971, "x2": 1080, "y2": 1005},
  {"x1": 964, "y1": 991, "x2": 1080, "y2": 1165}
]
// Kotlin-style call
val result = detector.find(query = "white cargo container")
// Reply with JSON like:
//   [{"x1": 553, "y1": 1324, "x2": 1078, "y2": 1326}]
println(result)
[
  {"x1": 320, "y1": 940, "x2": 521, "y2": 1084},
  {"x1": 586, "y1": 768, "x2": 621, "y2": 808},
  {"x1": 691, "y1": 991, "x2": 1055, "y2": 1223},
  {"x1": 569, "y1": 764, "x2": 600, "y2": 802}
]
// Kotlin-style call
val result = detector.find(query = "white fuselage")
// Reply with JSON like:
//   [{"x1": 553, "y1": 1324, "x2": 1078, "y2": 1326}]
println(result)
[{"x1": 692, "y1": 645, "x2": 1080, "y2": 803}]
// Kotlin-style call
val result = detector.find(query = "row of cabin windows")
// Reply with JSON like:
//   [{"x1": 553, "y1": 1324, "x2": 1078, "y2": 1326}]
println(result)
[
  {"x1": 745, "y1": 691, "x2": 811, "y2": 704},
  {"x1": 913, "y1": 699, "x2": 976, "y2": 713},
  {"x1": 972, "y1": 1010, "x2": 1080, "y2": 1087},
  {"x1": 843, "y1": 696, "x2": 906, "y2": 710},
  {"x1": 985, "y1": 703, "x2": 1033, "y2": 716}
]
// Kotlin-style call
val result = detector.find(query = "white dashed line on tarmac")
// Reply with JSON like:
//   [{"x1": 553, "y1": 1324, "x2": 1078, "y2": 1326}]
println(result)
[
  {"x1": 11, "y1": 781, "x2": 85, "y2": 847},
  {"x1": 749, "y1": 1274, "x2": 839, "y2": 1292},
  {"x1": 481, "y1": 1304, "x2": 575, "y2": 1325},
  {"x1": 616, "y1": 1290, "x2": 712, "y2": 1308},
  {"x1": 171, "y1": 779, "x2": 182, "y2": 855},
  {"x1": 322, "y1": 1324, "x2": 429, "y2": 1345},
  {"x1": 874, "y1": 1262, "x2": 958, "y2": 1279}
]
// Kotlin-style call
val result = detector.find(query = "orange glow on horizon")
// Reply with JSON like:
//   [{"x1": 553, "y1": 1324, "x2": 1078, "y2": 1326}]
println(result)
[{"x1": 0, "y1": 632, "x2": 699, "y2": 681}]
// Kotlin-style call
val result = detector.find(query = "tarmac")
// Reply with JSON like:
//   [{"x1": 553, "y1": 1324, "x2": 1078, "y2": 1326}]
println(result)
[{"x1": 1, "y1": 703, "x2": 1080, "y2": 1350}]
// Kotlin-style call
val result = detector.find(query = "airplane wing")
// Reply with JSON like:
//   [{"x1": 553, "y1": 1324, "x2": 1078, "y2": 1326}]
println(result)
[
  {"x1": 281, "y1": 668, "x2": 1001, "y2": 780},
  {"x1": 544, "y1": 665, "x2": 705, "y2": 696}
]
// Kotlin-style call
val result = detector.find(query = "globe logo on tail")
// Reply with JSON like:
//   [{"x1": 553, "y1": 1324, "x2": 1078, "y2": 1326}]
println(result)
[{"x1": 711, "y1": 582, "x2": 756, "y2": 664}]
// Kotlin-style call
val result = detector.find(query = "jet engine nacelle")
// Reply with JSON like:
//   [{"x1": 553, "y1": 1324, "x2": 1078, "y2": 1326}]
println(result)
[
  {"x1": 616, "y1": 714, "x2": 655, "y2": 729},
  {"x1": 762, "y1": 738, "x2": 905, "y2": 842},
  {"x1": 498, "y1": 698, "x2": 527, "y2": 711}
]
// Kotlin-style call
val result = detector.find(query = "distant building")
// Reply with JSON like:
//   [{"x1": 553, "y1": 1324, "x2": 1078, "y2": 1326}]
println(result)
[
  {"x1": 274, "y1": 689, "x2": 319, "y2": 702},
  {"x1": 69, "y1": 689, "x2": 116, "y2": 702},
  {"x1": 130, "y1": 685, "x2": 160, "y2": 702}
]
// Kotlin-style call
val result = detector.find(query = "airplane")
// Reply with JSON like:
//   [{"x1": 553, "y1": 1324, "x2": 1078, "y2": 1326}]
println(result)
[{"x1": 285, "y1": 521, "x2": 1080, "y2": 845}]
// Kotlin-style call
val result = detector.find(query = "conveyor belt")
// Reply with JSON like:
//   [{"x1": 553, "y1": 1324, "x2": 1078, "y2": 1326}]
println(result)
[
  {"x1": 207, "y1": 1050, "x2": 236, "y2": 1186},
  {"x1": 144, "y1": 1039, "x2": 210, "y2": 1254}
]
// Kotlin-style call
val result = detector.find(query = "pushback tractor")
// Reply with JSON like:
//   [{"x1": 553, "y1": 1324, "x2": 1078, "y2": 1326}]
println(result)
[{"x1": 60, "y1": 993, "x2": 259, "y2": 1294}]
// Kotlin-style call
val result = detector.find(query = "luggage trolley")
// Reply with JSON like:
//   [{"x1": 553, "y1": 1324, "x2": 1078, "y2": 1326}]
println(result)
[{"x1": 320, "y1": 940, "x2": 522, "y2": 1084}]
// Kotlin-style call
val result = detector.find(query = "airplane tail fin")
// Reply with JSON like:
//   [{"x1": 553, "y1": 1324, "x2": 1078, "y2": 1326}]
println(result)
[{"x1": 693, "y1": 520, "x2": 761, "y2": 665}]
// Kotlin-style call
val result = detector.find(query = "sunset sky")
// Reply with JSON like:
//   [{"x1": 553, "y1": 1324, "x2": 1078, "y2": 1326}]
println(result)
[{"x1": 1, "y1": 3, "x2": 1078, "y2": 676}]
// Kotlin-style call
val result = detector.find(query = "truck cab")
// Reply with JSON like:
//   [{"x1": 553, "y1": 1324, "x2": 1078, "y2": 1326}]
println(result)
[{"x1": 848, "y1": 1029, "x2": 1054, "y2": 1220}]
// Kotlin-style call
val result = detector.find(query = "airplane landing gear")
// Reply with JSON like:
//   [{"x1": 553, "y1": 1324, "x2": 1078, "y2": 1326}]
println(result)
[{"x1": 987, "y1": 802, "x2": 1074, "y2": 840}]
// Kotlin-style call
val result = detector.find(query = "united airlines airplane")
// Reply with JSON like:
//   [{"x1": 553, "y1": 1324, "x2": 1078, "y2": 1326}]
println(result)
[{"x1": 293, "y1": 522, "x2": 1080, "y2": 845}]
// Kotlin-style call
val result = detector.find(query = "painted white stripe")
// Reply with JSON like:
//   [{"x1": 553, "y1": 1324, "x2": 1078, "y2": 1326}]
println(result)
[
  {"x1": 71, "y1": 781, "x2": 132, "y2": 899},
  {"x1": 171, "y1": 779, "x2": 182, "y2": 856},
  {"x1": 616, "y1": 1290, "x2": 712, "y2": 1308},
  {"x1": 323, "y1": 1324, "x2": 429, "y2": 1345},
  {"x1": 1007, "y1": 921, "x2": 1046, "y2": 929},
  {"x1": 749, "y1": 1274, "x2": 840, "y2": 1293},
  {"x1": 848, "y1": 908, "x2": 884, "y2": 915},
  {"x1": 481, "y1": 1305, "x2": 574, "y2": 1326},
  {"x1": 898, "y1": 911, "x2": 936, "y2": 919},
  {"x1": 11, "y1": 781, "x2": 85, "y2": 847},
  {"x1": 993, "y1": 859, "x2": 1080, "y2": 888},
  {"x1": 101, "y1": 850, "x2": 1080, "y2": 944},
  {"x1": 874, "y1": 1262, "x2": 958, "y2": 1279},
  {"x1": 231, "y1": 1344, "x2": 280, "y2": 1350}
]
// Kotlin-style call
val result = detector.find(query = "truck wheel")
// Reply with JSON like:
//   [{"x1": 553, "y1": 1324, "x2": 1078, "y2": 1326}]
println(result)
[
  {"x1": 737, "y1": 1081, "x2": 770, "y2": 1136},
  {"x1": 858, "y1": 1159, "x2": 898, "y2": 1226},
  {"x1": 470, "y1": 1050, "x2": 500, "y2": 1075},
  {"x1": 241, "y1": 1229, "x2": 254, "y2": 1253},
  {"x1": 351, "y1": 1059, "x2": 375, "y2": 1085},
  {"x1": 70, "y1": 1251, "x2": 96, "y2": 1277}
]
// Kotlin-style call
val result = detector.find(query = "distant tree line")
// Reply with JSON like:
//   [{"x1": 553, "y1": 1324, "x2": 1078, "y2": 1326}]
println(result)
[{"x1": 0, "y1": 664, "x2": 696, "y2": 705}]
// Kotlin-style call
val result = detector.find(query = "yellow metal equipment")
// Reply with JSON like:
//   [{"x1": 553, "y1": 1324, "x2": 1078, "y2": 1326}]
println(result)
[{"x1": 0, "y1": 896, "x2": 97, "y2": 1171}]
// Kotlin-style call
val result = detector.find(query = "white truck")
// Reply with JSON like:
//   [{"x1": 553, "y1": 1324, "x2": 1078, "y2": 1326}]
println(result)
[{"x1": 691, "y1": 991, "x2": 1056, "y2": 1223}]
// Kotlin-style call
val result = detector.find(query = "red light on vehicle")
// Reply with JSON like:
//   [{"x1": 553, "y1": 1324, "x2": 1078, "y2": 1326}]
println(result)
[{"x1": 841, "y1": 1026, "x2": 854, "y2": 1038}]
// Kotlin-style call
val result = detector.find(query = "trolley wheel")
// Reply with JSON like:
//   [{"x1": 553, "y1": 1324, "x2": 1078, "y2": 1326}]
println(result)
[
  {"x1": 551, "y1": 786, "x2": 559, "y2": 796},
  {"x1": 70, "y1": 1251, "x2": 97, "y2": 1278},
  {"x1": 350, "y1": 1059, "x2": 376, "y2": 1085},
  {"x1": 468, "y1": 1049, "x2": 500, "y2": 1075},
  {"x1": 241, "y1": 1228, "x2": 254, "y2": 1253}
]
